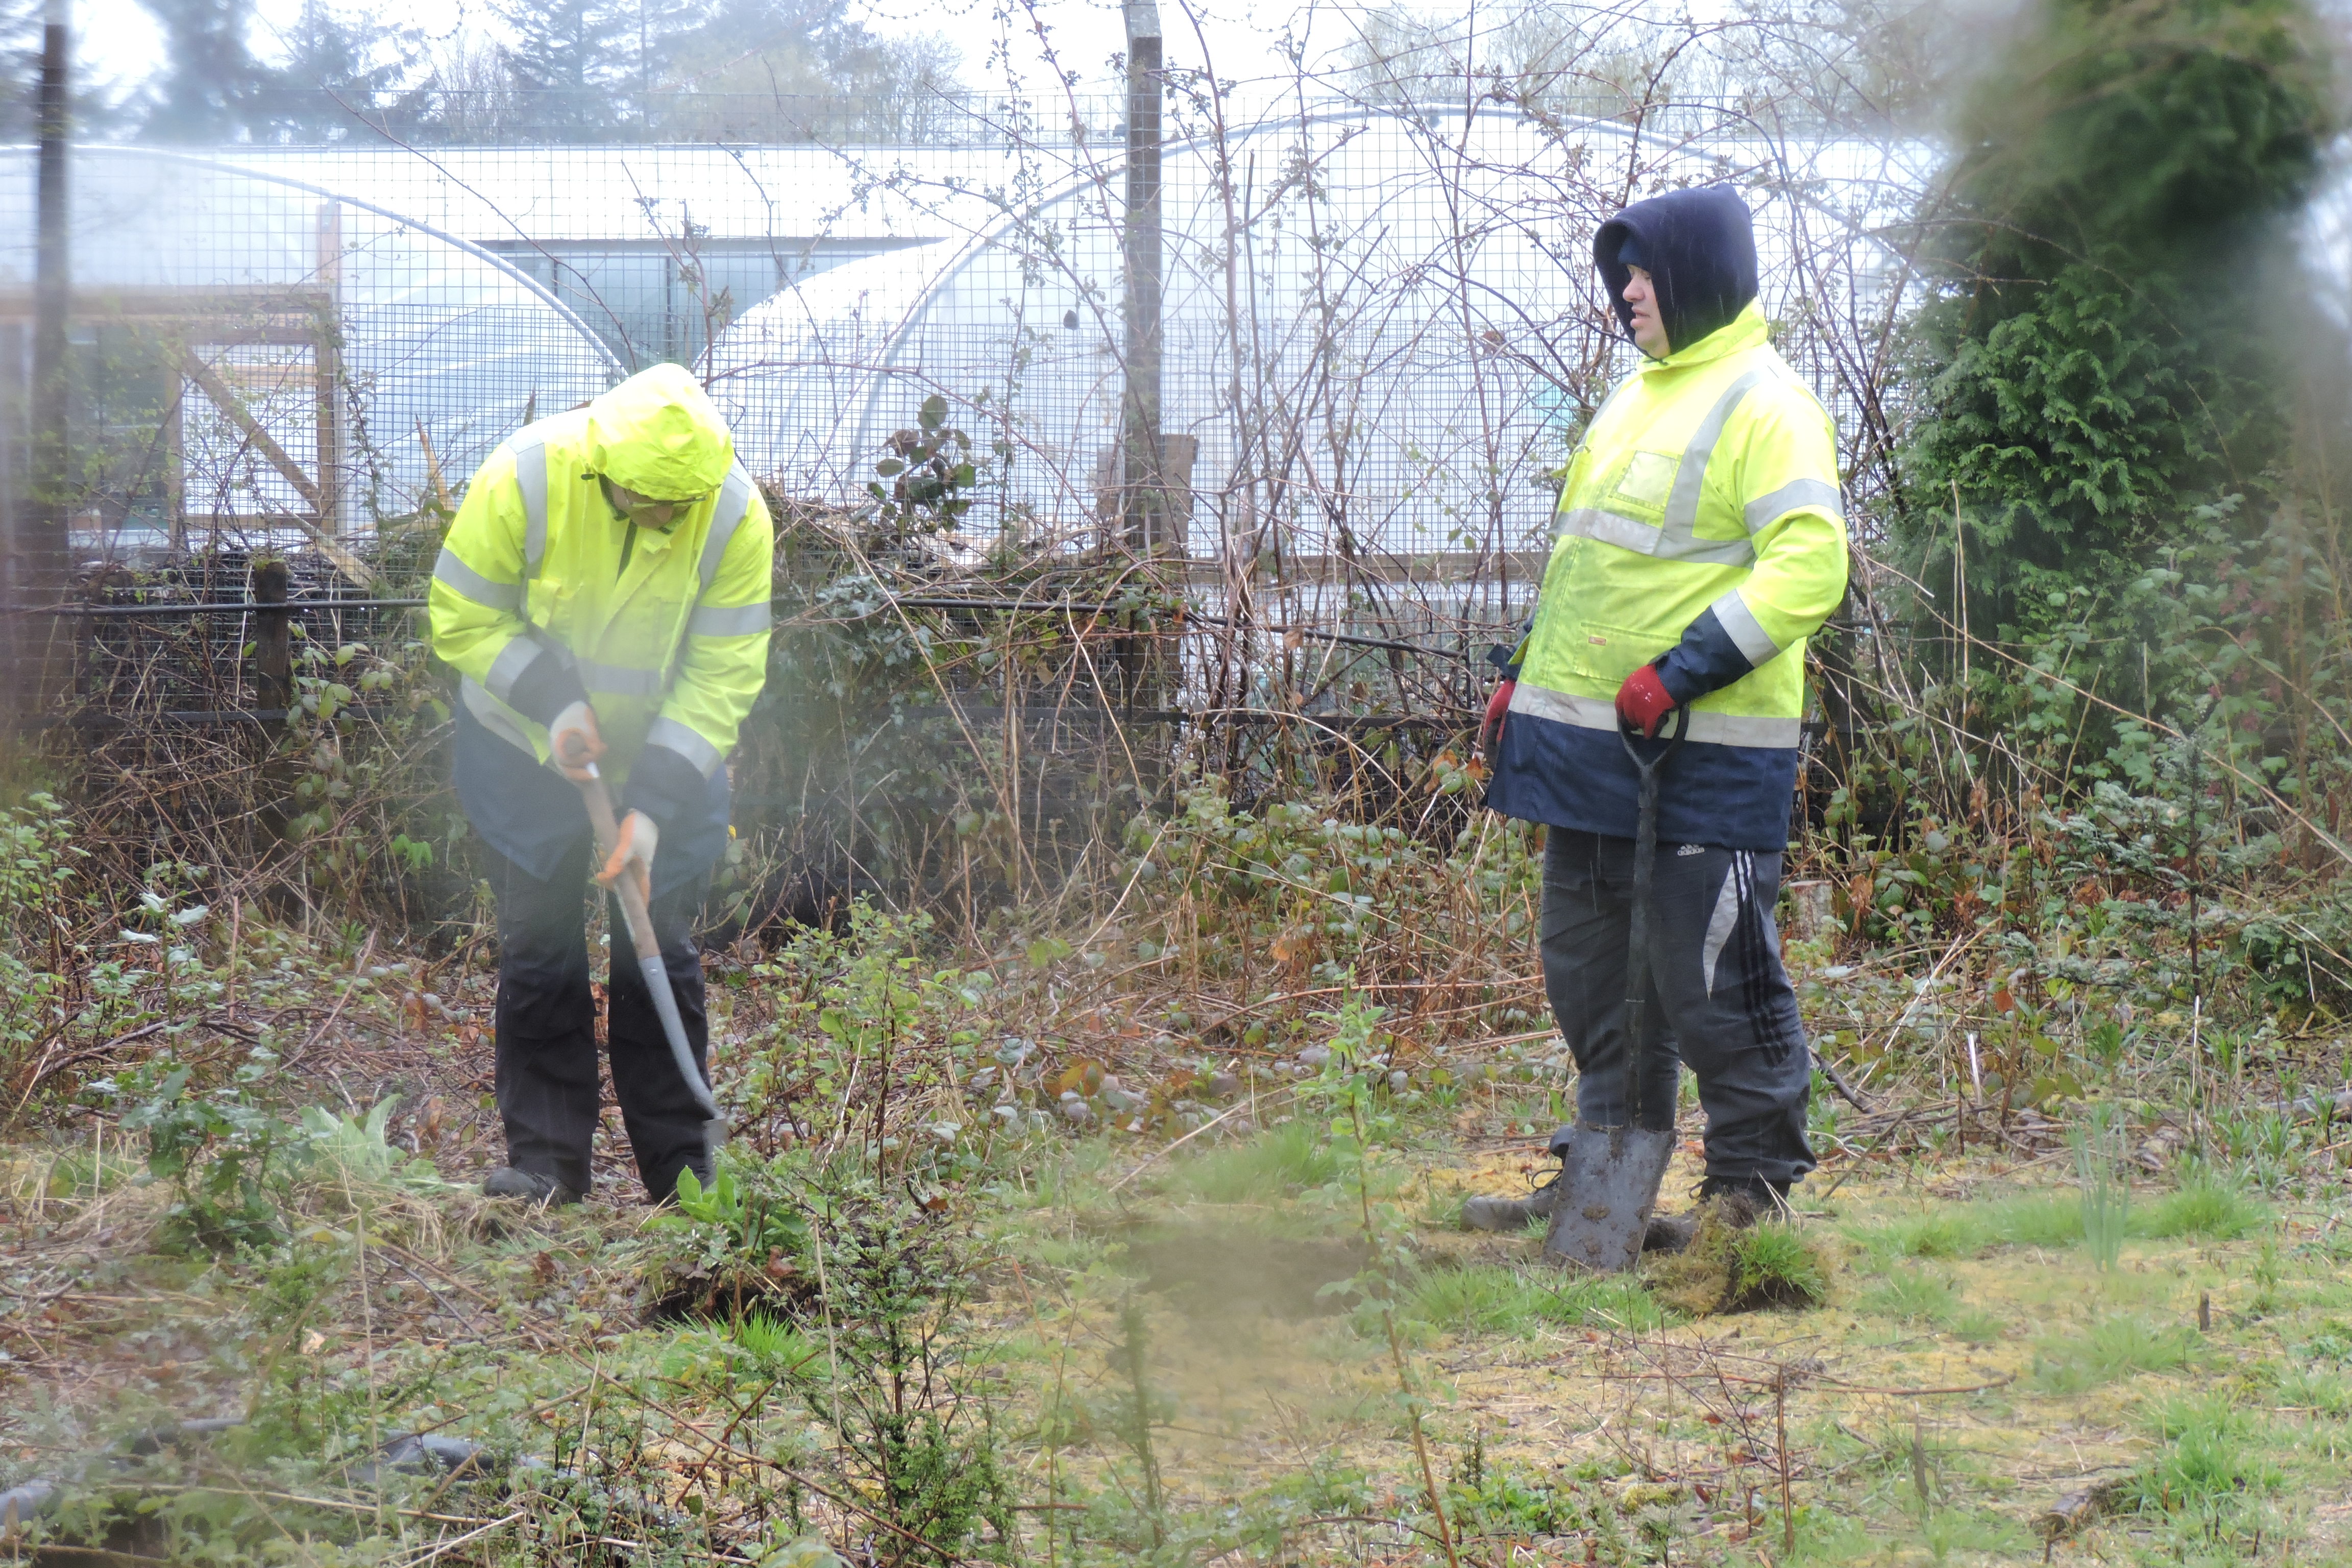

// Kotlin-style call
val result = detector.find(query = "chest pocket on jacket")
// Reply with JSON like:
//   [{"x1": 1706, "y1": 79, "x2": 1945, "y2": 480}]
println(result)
[{"x1": 1611, "y1": 450, "x2": 1679, "y2": 512}]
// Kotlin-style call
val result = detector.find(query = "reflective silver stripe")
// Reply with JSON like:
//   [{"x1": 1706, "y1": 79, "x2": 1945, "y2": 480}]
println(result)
[
  {"x1": 460, "y1": 675, "x2": 537, "y2": 757},
  {"x1": 513, "y1": 440, "x2": 549, "y2": 581},
  {"x1": 1659, "y1": 368, "x2": 1767, "y2": 554},
  {"x1": 1555, "y1": 504, "x2": 1754, "y2": 566},
  {"x1": 698, "y1": 464, "x2": 756, "y2": 597},
  {"x1": 577, "y1": 657, "x2": 666, "y2": 697},
  {"x1": 1743, "y1": 477, "x2": 1843, "y2": 533},
  {"x1": 1556, "y1": 506, "x2": 1663, "y2": 553},
  {"x1": 647, "y1": 715, "x2": 724, "y2": 778},
  {"x1": 482, "y1": 633, "x2": 543, "y2": 703},
  {"x1": 688, "y1": 600, "x2": 771, "y2": 638},
  {"x1": 1711, "y1": 590, "x2": 1781, "y2": 666},
  {"x1": 1506, "y1": 680, "x2": 1801, "y2": 749},
  {"x1": 432, "y1": 546, "x2": 522, "y2": 612}
]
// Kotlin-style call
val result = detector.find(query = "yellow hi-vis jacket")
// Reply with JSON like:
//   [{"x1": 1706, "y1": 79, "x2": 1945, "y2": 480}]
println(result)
[
  {"x1": 1486, "y1": 303, "x2": 1847, "y2": 850},
  {"x1": 428, "y1": 364, "x2": 774, "y2": 798}
]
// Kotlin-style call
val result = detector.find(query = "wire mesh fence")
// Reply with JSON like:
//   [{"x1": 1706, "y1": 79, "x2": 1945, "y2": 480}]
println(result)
[{"x1": 0, "y1": 60, "x2": 1933, "y2": 920}]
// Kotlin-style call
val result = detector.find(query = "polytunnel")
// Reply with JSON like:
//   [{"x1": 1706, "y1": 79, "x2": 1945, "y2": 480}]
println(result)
[
  {"x1": 705, "y1": 108, "x2": 1924, "y2": 583},
  {"x1": 0, "y1": 146, "x2": 619, "y2": 559}
]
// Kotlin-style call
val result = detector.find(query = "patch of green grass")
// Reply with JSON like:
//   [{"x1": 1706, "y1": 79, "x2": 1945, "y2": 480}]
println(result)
[
  {"x1": 1846, "y1": 1209, "x2": 1995, "y2": 1263},
  {"x1": 1856, "y1": 1269, "x2": 1959, "y2": 1324},
  {"x1": 2031, "y1": 1316, "x2": 2201, "y2": 1393},
  {"x1": 1735, "y1": 1224, "x2": 1828, "y2": 1306},
  {"x1": 1982, "y1": 1194, "x2": 2082, "y2": 1249},
  {"x1": 2129, "y1": 1395, "x2": 2280, "y2": 1507},
  {"x1": 2274, "y1": 1364, "x2": 2352, "y2": 1418},
  {"x1": 1945, "y1": 1307, "x2": 2006, "y2": 1345},
  {"x1": 2135, "y1": 1173, "x2": 2269, "y2": 1241},
  {"x1": 1407, "y1": 1262, "x2": 1663, "y2": 1335},
  {"x1": 1169, "y1": 1121, "x2": 1342, "y2": 1204}
]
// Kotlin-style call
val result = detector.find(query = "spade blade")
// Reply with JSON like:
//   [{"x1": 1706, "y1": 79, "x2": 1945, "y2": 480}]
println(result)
[{"x1": 1540, "y1": 1122, "x2": 1678, "y2": 1273}]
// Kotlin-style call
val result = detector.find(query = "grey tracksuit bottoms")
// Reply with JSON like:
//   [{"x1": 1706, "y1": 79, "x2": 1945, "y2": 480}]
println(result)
[{"x1": 1540, "y1": 828, "x2": 1815, "y2": 1189}]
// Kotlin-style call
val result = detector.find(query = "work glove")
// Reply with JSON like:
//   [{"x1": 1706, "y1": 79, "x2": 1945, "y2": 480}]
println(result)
[
  {"x1": 1480, "y1": 679, "x2": 1515, "y2": 753},
  {"x1": 597, "y1": 810, "x2": 657, "y2": 909},
  {"x1": 549, "y1": 700, "x2": 605, "y2": 782},
  {"x1": 1615, "y1": 665, "x2": 1677, "y2": 738}
]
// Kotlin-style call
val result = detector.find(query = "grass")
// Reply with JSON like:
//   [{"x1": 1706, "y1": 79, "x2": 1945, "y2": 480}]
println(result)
[
  {"x1": 1406, "y1": 1261, "x2": 1664, "y2": 1335},
  {"x1": 1846, "y1": 1195, "x2": 2084, "y2": 1263},
  {"x1": 2129, "y1": 1395, "x2": 2281, "y2": 1507},
  {"x1": 1854, "y1": 1266, "x2": 2006, "y2": 1339},
  {"x1": 1845, "y1": 1175, "x2": 2265, "y2": 1266},
  {"x1": 1168, "y1": 1120, "x2": 1342, "y2": 1204},
  {"x1": 2136, "y1": 1172, "x2": 2269, "y2": 1241},
  {"x1": 2031, "y1": 1316, "x2": 2202, "y2": 1392}
]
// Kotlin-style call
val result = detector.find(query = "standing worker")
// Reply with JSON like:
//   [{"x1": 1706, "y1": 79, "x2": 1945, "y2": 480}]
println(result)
[
  {"x1": 429, "y1": 363, "x2": 773, "y2": 1205},
  {"x1": 1467, "y1": 186, "x2": 1846, "y2": 1233}
]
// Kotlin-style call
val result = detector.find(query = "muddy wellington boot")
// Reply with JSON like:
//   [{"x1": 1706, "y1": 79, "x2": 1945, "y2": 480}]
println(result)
[{"x1": 1463, "y1": 1167, "x2": 1707, "y2": 1253}]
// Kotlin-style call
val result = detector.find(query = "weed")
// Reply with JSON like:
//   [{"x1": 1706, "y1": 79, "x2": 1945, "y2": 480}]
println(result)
[
  {"x1": 786, "y1": 1167, "x2": 1016, "y2": 1563},
  {"x1": 2073, "y1": 1106, "x2": 2132, "y2": 1271},
  {"x1": 645, "y1": 1149, "x2": 819, "y2": 1320},
  {"x1": 1295, "y1": 991, "x2": 1462, "y2": 1567},
  {"x1": 2137, "y1": 1171, "x2": 2268, "y2": 1241},
  {"x1": 104, "y1": 1049, "x2": 293, "y2": 1254},
  {"x1": 2032, "y1": 1317, "x2": 2201, "y2": 1392}
]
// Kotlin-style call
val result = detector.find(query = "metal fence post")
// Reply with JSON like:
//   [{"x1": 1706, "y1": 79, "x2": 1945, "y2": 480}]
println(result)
[
  {"x1": 1121, "y1": 0, "x2": 1164, "y2": 558},
  {"x1": 15, "y1": 0, "x2": 71, "y2": 719}
]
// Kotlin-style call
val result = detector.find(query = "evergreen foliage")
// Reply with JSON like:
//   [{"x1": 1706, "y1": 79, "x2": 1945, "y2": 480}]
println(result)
[
  {"x1": 1898, "y1": 0, "x2": 2335, "y2": 706},
  {"x1": 136, "y1": 0, "x2": 275, "y2": 140}
]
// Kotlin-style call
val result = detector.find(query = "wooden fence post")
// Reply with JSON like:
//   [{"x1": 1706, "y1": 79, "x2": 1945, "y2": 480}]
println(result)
[{"x1": 253, "y1": 559, "x2": 291, "y2": 720}]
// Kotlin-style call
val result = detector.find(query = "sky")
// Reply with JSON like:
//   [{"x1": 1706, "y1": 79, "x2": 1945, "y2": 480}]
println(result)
[{"x1": 67, "y1": 0, "x2": 1379, "y2": 108}]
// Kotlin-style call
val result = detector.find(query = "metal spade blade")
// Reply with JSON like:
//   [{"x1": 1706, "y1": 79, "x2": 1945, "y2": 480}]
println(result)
[{"x1": 1540, "y1": 1122, "x2": 1678, "y2": 1271}]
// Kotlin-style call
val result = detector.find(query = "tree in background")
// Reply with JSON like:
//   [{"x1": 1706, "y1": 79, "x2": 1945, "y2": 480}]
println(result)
[
  {"x1": 136, "y1": 0, "x2": 276, "y2": 139},
  {"x1": 490, "y1": 0, "x2": 636, "y2": 137},
  {"x1": 649, "y1": 0, "x2": 960, "y2": 139},
  {"x1": 1896, "y1": 0, "x2": 2337, "y2": 732},
  {"x1": 0, "y1": 0, "x2": 39, "y2": 141},
  {"x1": 250, "y1": 0, "x2": 416, "y2": 140}
]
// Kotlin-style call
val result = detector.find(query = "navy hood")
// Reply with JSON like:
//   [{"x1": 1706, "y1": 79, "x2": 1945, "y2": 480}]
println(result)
[{"x1": 1595, "y1": 186, "x2": 1759, "y2": 356}]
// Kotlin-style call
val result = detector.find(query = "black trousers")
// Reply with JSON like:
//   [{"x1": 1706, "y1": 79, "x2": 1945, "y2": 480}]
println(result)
[
  {"x1": 486, "y1": 836, "x2": 713, "y2": 1200},
  {"x1": 1540, "y1": 828, "x2": 1815, "y2": 1189}
]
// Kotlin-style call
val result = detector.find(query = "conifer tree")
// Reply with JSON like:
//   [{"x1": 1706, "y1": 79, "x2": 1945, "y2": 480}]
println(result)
[{"x1": 1899, "y1": 0, "x2": 2334, "y2": 666}]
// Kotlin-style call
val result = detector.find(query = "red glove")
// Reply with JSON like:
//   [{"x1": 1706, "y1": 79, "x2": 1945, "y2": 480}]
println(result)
[
  {"x1": 1481, "y1": 679, "x2": 1515, "y2": 752},
  {"x1": 1615, "y1": 665, "x2": 1676, "y2": 738}
]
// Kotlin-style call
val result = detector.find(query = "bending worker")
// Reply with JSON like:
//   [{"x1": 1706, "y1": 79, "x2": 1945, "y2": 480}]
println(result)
[
  {"x1": 1468, "y1": 186, "x2": 1846, "y2": 1233},
  {"x1": 428, "y1": 363, "x2": 773, "y2": 1206}
]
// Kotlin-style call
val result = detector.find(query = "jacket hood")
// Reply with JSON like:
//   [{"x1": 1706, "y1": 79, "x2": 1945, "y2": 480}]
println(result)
[
  {"x1": 1595, "y1": 186, "x2": 1758, "y2": 359},
  {"x1": 584, "y1": 363, "x2": 736, "y2": 499}
]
